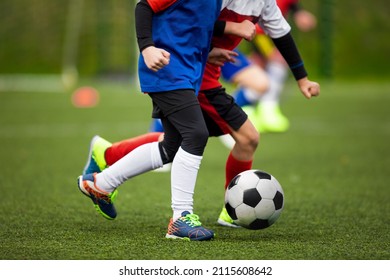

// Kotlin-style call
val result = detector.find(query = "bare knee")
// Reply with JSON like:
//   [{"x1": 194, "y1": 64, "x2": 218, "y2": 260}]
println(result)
[
  {"x1": 244, "y1": 129, "x2": 259, "y2": 151},
  {"x1": 233, "y1": 65, "x2": 270, "y2": 94},
  {"x1": 234, "y1": 125, "x2": 259, "y2": 154}
]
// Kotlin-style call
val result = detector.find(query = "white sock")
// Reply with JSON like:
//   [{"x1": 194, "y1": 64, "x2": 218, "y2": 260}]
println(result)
[
  {"x1": 242, "y1": 87, "x2": 262, "y2": 103},
  {"x1": 171, "y1": 147, "x2": 202, "y2": 221},
  {"x1": 95, "y1": 142, "x2": 163, "y2": 193},
  {"x1": 260, "y1": 61, "x2": 288, "y2": 104}
]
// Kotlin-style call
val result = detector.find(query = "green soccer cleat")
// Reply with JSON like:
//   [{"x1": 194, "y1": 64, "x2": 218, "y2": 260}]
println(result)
[
  {"x1": 255, "y1": 103, "x2": 290, "y2": 133},
  {"x1": 217, "y1": 206, "x2": 241, "y2": 228},
  {"x1": 82, "y1": 135, "x2": 112, "y2": 175},
  {"x1": 166, "y1": 211, "x2": 215, "y2": 241}
]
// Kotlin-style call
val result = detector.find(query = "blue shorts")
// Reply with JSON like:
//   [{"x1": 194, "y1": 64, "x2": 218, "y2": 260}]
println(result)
[{"x1": 221, "y1": 49, "x2": 251, "y2": 83}]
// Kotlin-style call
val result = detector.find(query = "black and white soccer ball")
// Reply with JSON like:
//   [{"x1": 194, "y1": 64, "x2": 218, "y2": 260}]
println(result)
[{"x1": 225, "y1": 169, "x2": 284, "y2": 230}]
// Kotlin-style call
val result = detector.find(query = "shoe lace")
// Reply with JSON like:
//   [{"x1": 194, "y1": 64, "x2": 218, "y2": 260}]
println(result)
[
  {"x1": 88, "y1": 187, "x2": 117, "y2": 203},
  {"x1": 108, "y1": 189, "x2": 118, "y2": 202},
  {"x1": 183, "y1": 213, "x2": 202, "y2": 227}
]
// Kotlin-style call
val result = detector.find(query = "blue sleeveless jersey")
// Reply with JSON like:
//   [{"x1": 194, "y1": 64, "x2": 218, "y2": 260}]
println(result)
[{"x1": 138, "y1": 0, "x2": 222, "y2": 95}]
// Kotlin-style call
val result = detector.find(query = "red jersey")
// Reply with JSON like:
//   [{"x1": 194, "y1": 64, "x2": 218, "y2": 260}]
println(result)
[
  {"x1": 201, "y1": 0, "x2": 290, "y2": 91},
  {"x1": 146, "y1": 0, "x2": 177, "y2": 13},
  {"x1": 277, "y1": 0, "x2": 299, "y2": 17}
]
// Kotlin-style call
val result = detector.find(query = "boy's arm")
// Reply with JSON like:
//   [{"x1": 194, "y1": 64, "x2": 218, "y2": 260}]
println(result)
[
  {"x1": 208, "y1": 48, "x2": 238, "y2": 66},
  {"x1": 272, "y1": 32, "x2": 319, "y2": 99},
  {"x1": 213, "y1": 21, "x2": 226, "y2": 37},
  {"x1": 135, "y1": 0, "x2": 154, "y2": 52},
  {"x1": 213, "y1": 20, "x2": 256, "y2": 41},
  {"x1": 259, "y1": 0, "x2": 319, "y2": 99},
  {"x1": 272, "y1": 32, "x2": 306, "y2": 81},
  {"x1": 135, "y1": 0, "x2": 170, "y2": 72},
  {"x1": 135, "y1": 0, "x2": 179, "y2": 52}
]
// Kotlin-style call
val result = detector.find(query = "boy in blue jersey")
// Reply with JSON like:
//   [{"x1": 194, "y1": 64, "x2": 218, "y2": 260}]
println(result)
[{"x1": 77, "y1": 0, "x2": 226, "y2": 241}]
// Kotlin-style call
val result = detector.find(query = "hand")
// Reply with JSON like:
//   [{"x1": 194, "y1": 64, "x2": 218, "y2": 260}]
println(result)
[
  {"x1": 297, "y1": 77, "x2": 320, "y2": 99},
  {"x1": 208, "y1": 48, "x2": 238, "y2": 66},
  {"x1": 225, "y1": 20, "x2": 256, "y2": 41},
  {"x1": 141, "y1": 46, "x2": 170, "y2": 72},
  {"x1": 294, "y1": 10, "x2": 317, "y2": 32}
]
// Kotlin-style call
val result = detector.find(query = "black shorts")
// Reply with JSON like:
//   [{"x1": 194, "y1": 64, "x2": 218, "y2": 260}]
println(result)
[
  {"x1": 148, "y1": 89, "x2": 199, "y2": 118},
  {"x1": 148, "y1": 89, "x2": 208, "y2": 157},
  {"x1": 198, "y1": 87, "x2": 247, "y2": 137}
]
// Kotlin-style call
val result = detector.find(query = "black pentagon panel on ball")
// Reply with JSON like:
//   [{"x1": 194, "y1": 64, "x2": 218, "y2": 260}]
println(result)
[
  {"x1": 249, "y1": 218, "x2": 270, "y2": 230},
  {"x1": 227, "y1": 174, "x2": 241, "y2": 190},
  {"x1": 243, "y1": 188, "x2": 262, "y2": 208},
  {"x1": 253, "y1": 170, "x2": 272, "y2": 180},
  {"x1": 225, "y1": 203, "x2": 237, "y2": 220},
  {"x1": 273, "y1": 191, "x2": 284, "y2": 210}
]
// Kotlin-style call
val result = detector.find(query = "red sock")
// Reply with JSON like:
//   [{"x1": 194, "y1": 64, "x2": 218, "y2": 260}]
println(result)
[
  {"x1": 225, "y1": 152, "x2": 253, "y2": 189},
  {"x1": 105, "y1": 132, "x2": 163, "y2": 166}
]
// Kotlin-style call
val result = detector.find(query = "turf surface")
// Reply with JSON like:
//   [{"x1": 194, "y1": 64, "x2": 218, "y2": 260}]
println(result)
[{"x1": 0, "y1": 80, "x2": 389, "y2": 260}]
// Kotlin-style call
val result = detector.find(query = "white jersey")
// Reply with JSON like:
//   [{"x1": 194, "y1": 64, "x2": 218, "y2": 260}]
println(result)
[
  {"x1": 221, "y1": 0, "x2": 291, "y2": 38},
  {"x1": 201, "y1": 0, "x2": 291, "y2": 90}
]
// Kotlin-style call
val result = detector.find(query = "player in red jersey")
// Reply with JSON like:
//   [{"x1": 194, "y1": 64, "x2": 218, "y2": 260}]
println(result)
[
  {"x1": 232, "y1": 0, "x2": 318, "y2": 133},
  {"x1": 81, "y1": 0, "x2": 320, "y2": 230},
  {"x1": 199, "y1": 0, "x2": 319, "y2": 226}
]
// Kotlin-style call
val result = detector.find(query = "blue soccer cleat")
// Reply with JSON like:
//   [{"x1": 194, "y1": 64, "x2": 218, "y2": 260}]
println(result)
[
  {"x1": 77, "y1": 173, "x2": 118, "y2": 220},
  {"x1": 165, "y1": 211, "x2": 215, "y2": 241}
]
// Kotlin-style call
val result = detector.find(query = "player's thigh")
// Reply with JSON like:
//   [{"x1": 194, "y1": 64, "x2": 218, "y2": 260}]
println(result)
[
  {"x1": 149, "y1": 89, "x2": 207, "y2": 155},
  {"x1": 232, "y1": 64, "x2": 269, "y2": 94},
  {"x1": 198, "y1": 88, "x2": 246, "y2": 136},
  {"x1": 168, "y1": 104, "x2": 209, "y2": 155},
  {"x1": 148, "y1": 89, "x2": 199, "y2": 118}
]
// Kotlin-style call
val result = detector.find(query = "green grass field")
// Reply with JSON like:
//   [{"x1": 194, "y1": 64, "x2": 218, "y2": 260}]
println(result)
[{"x1": 0, "y1": 79, "x2": 389, "y2": 260}]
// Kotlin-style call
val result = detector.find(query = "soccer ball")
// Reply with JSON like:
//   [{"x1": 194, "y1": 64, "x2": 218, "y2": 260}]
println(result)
[{"x1": 225, "y1": 169, "x2": 284, "y2": 230}]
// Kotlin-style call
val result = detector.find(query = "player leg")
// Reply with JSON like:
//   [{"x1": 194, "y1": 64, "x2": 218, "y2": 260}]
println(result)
[
  {"x1": 148, "y1": 118, "x2": 172, "y2": 172},
  {"x1": 250, "y1": 36, "x2": 290, "y2": 133},
  {"x1": 78, "y1": 132, "x2": 165, "y2": 220},
  {"x1": 221, "y1": 49, "x2": 269, "y2": 108},
  {"x1": 219, "y1": 50, "x2": 268, "y2": 149},
  {"x1": 77, "y1": 92, "x2": 177, "y2": 221},
  {"x1": 255, "y1": 48, "x2": 289, "y2": 132},
  {"x1": 154, "y1": 90, "x2": 214, "y2": 240},
  {"x1": 198, "y1": 88, "x2": 259, "y2": 227},
  {"x1": 227, "y1": 64, "x2": 270, "y2": 136},
  {"x1": 82, "y1": 132, "x2": 163, "y2": 175}
]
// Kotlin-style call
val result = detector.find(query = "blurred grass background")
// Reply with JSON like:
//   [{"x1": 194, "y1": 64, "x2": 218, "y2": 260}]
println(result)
[{"x1": 0, "y1": 0, "x2": 389, "y2": 81}]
